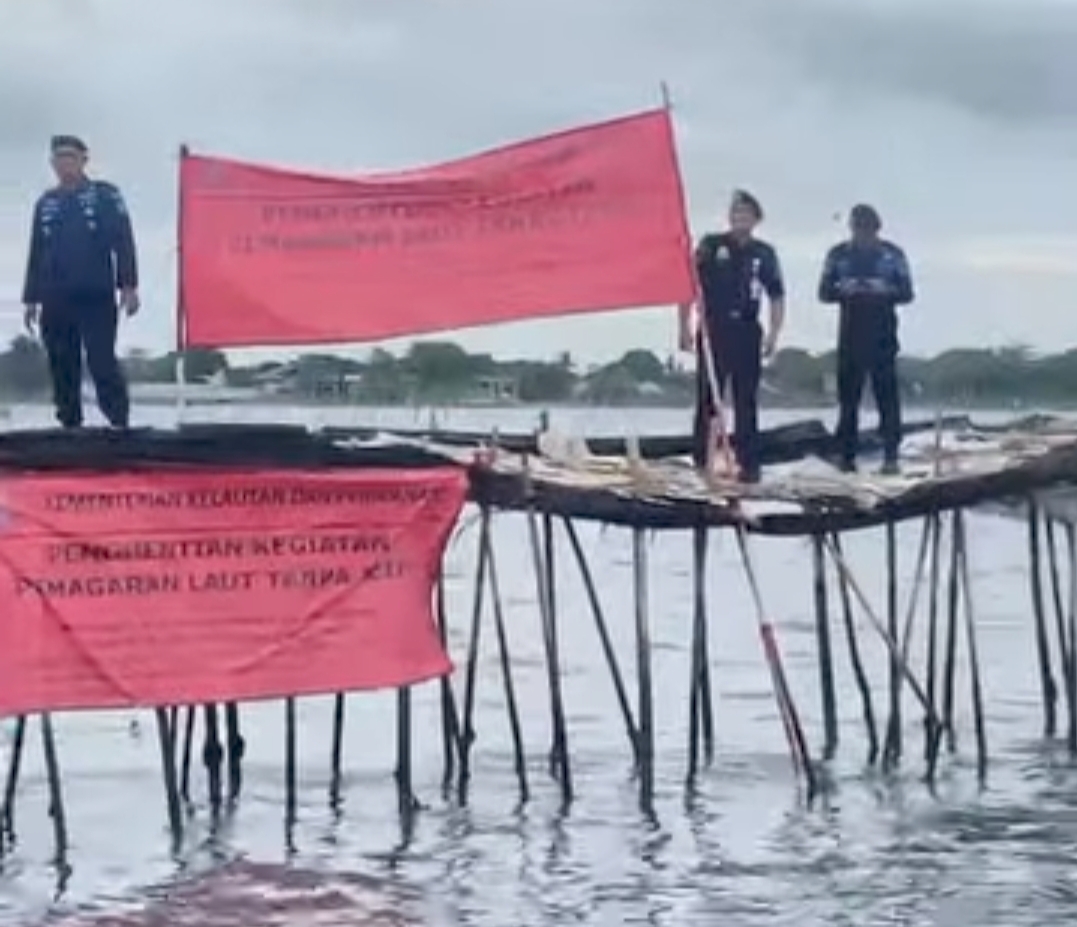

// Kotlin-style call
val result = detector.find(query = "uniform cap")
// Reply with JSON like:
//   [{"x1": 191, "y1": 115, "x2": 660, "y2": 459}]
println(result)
[
  {"x1": 730, "y1": 189, "x2": 763, "y2": 220},
  {"x1": 849, "y1": 203, "x2": 882, "y2": 230},
  {"x1": 50, "y1": 135, "x2": 88, "y2": 154}
]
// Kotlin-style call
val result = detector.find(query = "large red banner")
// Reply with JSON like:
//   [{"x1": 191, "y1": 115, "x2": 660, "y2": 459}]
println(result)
[
  {"x1": 0, "y1": 468, "x2": 466, "y2": 715},
  {"x1": 178, "y1": 108, "x2": 695, "y2": 348}
]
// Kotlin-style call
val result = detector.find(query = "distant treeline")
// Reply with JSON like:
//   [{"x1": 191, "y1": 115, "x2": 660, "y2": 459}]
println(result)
[{"x1": 0, "y1": 337, "x2": 1074, "y2": 407}]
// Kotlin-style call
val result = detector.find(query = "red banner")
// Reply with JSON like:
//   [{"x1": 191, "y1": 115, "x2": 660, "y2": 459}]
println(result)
[
  {"x1": 0, "y1": 468, "x2": 466, "y2": 715},
  {"x1": 178, "y1": 108, "x2": 695, "y2": 348}
]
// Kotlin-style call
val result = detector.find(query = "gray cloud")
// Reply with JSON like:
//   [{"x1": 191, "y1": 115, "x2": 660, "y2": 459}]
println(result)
[
  {"x1": 0, "y1": 0, "x2": 1074, "y2": 359},
  {"x1": 743, "y1": 0, "x2": 1077, "y2": 127}
]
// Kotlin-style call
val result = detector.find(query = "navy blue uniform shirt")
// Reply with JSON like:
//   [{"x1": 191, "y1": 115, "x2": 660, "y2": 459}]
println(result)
[
  {"x1": 818, "y1": 239, "x2": 913, "y2": 312},
  {"x1": 818, "y1": 238, "x2": 913, "y2": 352},
  {"x1": 22, "y1": 179, "x2": 138, "y2": 306},
  {"x1": 694, "y1": 232, "x2": 784, "y2": 325}
]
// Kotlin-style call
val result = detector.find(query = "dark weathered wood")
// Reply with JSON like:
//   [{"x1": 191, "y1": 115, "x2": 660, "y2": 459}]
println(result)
[
  {"x1": 0, "y1": 418, "x2": 1074, "y2": 537},
  {"x1": 320, "y1": 415, "x2": 975, "y2": 462}
]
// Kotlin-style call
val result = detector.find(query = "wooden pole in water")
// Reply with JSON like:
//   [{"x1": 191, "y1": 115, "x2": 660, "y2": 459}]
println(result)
[
  {"x1": 884, "y1": 516, "x2": 933, "y2": 770},
  {"x1": 811, "y1": 535, "x2": 839, "y2": 760},
  {"x1": 40, "y1": 714, "x2": 68, "y2": 867},
  {"x1": 457, "y1": 507, "x2": 490, "y2": 803},
  {"x1": 329, "y1": 694, "x2": 346, "y2": 809},
  {"x1": 632, "y1": 527, "x2": 655, "y2": 813},
  {"x1": 532, "y1": 414, "x2": 571, "y2": 794},
  {"x1": 737, "y1": 530, "x2": 816, "y2": 795},
  {"x1": 486, "y1": 527, "x2": 529, "y2": 803},
  {"x1": 826, "y1": 537, "x2": 937, "y2": 717},
  {"x1": 526, "y1": 498, "x2": 572, "y2": 804},
  {"x1": 882, "y1": 521, "x2": 902, "y2": 770},
  {"x1": 831, "y1": 535, "x2": 878, "y2": 765},
  {"x1": 827, "y1": 536, "x2": 941, "y2": 781},
  {"x1": 924, "y1": 513, "x2": 943, "y2": 775},
  {"x1": 1045, "y1": 518, "x2": 1075, "y2": 745},
  {"x1": 688, "y1": 526, "x2": 714, "y2": 780},
  {"x1": 562, "y1": 517, "x2": 640, "y2": 767},
  {"x1": 1066, "y1": 523, "x2": 1077, "y2": 755},
  {"x1": 179, "y1": 706, "x2": 195, "y2": 807},
  {"x1": 395, "y1": 687, "x2": 417, "y2": 824},
  {"x1": 1, "y1": 716, "x2": 26, "y2": 844},
  {"x1": 941, "y1": 511, "x2": 961, "y2": 754},
  {"x1": 155, "y1": 707, "x2": 184, "y2": 848},
  {"x1": 695, "y1": 529, "x2": 716, "y2": 765},
  {"x1": 224, "y1": 703, "x2": 244, "y2": 806},
  {"x1": 435, "y1": 577, "x2": 461, "y2": 796},
  {"x1": 955, "y1": 510, "x2": 988, "y2": 783},
  {"x1": 203, "y1": 704, "x2": 223, "y2": 814},
  {"x1": 1027, "y1": 504, "x2": 1058, "y2": 737},
  {"x1": 542, "y1": 512, "x2": 572, "y2": 799},
  {"x1": 284, "y1": 697, "x2": 297, "y2": 841}
]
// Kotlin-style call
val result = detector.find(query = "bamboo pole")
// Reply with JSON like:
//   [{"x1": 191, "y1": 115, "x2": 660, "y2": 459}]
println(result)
[
  {"x1": 456, "y1": 508, "x2": 491, "y2": 803},
  {"x1": 179, "y1": 706, "x2": 195, "y2": 808},
  {"x1": 923, "y1": 513, "x2": 943, "y2": 774},
  {"x1": 1067, "y1": 523, "x2": 1077, "y2": 755},
  {"x1": 883, "y1": 521, "x2": 902, "y2": 770},
  {"x1": 695, "y1": 529, "x2": 716, "y2": 765},
  {"x1": 486, "y1": 526, "x2": 530, "y2": 803},
  {"x1": 885, "y1": 516, "x2": 933, "y2": 769},
  {"x1": 825, "y1": 537, "x2": 941, "y2": 730},
  {"x1": 155, "y1": 707, "x2": 184, "y2": 849},
  {"x1": 955, "y1": 510, "x2": 987, "y2": 783},
  {"x1": 203, "y1": 704, "x2": 223, "y2": 815},
  {"x1": 284, "y1": 697, "x2": 297, "y2": 842},
  {"x1": 41, "y1": 714, "x2": 68, "y2": 868},
  {"x1": 1, "y1": 716, "x2": 26, "y2": 845},
  {"x1": 224, "y1": 703, "x2": 244, "y2": 806},
  {"x1": 527, "y1": 502, "x2": 572, "y2": 805},
  {"x1": 435, "y1": 578, "x2": 461, "y2": 796},
  {"x1": 562, "y1": 517, "x2": 639, "y2": 766},
  {"x1": 1046, "y1": 518, "x2": 1075, "y2": 745},
  {"x1": 395, "y1": 688, "x2": 417, "y2": 823},
  {"x1": 831, "y1": 535, "x2": 878, "y2": 765},
  {"x1": 688, "y1": 525, "x2": 714, "y2": 780},
  {"x1": 941, "y1": 512, "x2": 961, "y2": 755},
  {"x1": 811, "y1": 535, "x2": 838, "y2": 760},
  {"x1": 632, "y1": 527, "x2": 655, "y2": 812},
  {"x1": 1027, "y1": 504, "x2": 1058, "y2": 737},
  {"x1": 736, "y1": 529, "x2": 816, "y2": 795},
  {"x1": 329, "y1": 694, "x2": 346, "y2": 809}
]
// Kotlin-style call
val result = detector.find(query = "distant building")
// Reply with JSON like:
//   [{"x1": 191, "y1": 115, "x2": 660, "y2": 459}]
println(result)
[
  {"x1": 252, "y1": 362, "x2": 298, "y2": 394},
  {"x1": 470, "y1": 375, "x2": 518, "y2": 404}
]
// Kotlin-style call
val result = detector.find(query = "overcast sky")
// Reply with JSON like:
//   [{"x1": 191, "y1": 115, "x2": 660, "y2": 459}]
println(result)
[{"x1": 1, "y1": 0, "x2": 1075, "y2": 364}]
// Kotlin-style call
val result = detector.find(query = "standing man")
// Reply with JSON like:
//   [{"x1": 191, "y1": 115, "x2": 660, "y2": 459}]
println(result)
[
  {"x1": 680, "y1": 190, "x2": 785, "y2": 483},
  {"x1": 22, "y1": 135, "x2": 139, "y2": 429},
  {"x1": 818, "y1": 204, "x2": 914, "y2": 475}
]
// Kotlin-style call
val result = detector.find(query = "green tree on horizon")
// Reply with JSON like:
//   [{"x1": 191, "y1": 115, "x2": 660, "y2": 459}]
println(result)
[{"x1": 2, "y1": 337, "x2": 1077, "y2": 408}]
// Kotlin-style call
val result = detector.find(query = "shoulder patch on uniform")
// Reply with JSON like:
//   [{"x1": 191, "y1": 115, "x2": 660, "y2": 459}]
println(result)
[{"x1": 96, "y1": 181, "x2": 128, "y2": 215}]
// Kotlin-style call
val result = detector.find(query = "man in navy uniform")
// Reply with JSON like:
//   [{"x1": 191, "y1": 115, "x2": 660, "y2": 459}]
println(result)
[
  {"x1": 818, "y1": 204, "x2": 914, "y2": 474},
  {"x1": 22, "y1": 135, "x2": 140, "y2": 429},
  {"x1": 681, "y1": 190, "x2": 785, "y2": 483}
]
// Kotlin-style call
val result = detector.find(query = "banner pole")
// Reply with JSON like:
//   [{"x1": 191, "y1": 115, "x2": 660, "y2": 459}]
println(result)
[
  {"x1": 174, "y1": 145, "x2": 190, "y2": 425},
  {"x1": 657, "y1": 82, "x2": 735, "y2": 476}
]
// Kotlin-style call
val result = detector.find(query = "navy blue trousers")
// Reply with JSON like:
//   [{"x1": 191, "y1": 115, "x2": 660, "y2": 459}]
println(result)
[
  {"x1": 40, "y1": 295, "x2": 130, "y2": 428},
  {"x1": 692, "y1": 318, "x2": 762, "y2": 476}
]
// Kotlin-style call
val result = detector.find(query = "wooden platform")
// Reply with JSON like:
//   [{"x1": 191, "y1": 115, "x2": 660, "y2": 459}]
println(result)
[{"x1": 0, "y1": 415, "x2": 1074, "y2": 535}]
